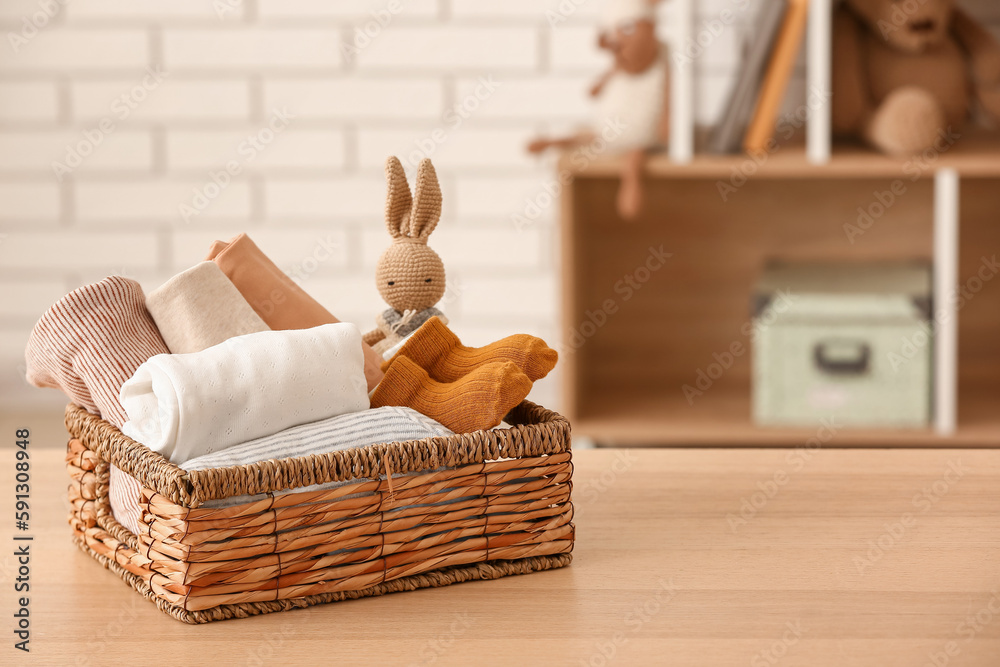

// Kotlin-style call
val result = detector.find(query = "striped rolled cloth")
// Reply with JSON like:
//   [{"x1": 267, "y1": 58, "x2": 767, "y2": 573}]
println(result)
[
  {"x1": 25, "y1": 276, "x2": 168, "y2": 428},
  {"x1": 179, "y1": 406, "x2": 454, "y2": 508},
  {"x1": 24, "y1": 276, "x2": 169, "y2": 535}
]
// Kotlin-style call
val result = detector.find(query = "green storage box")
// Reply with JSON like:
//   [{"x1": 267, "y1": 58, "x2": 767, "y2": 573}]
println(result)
[{"x1": 752, "y1": 262, "x2": 932, "y2": 428}]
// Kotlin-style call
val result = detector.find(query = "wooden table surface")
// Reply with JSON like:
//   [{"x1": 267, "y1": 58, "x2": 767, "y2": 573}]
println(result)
[{"x1": 5, "y1": 445, "x2": 1000, "y2": 666}]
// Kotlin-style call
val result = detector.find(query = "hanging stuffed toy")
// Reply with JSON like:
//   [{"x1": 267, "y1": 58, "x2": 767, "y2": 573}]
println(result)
[
  {"x1": 832, "y1": 0, "x2": 1000, "y2": 155},
  {"x1": 364, "y1": 156, "x2": 448, "y2": 356},
  {"x1": 528, "y1": 0, "x2": 670, "y2": 220}
]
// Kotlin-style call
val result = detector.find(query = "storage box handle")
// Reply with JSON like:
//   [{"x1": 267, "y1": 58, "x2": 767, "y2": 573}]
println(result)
[{"x1": 813, "y1": 340, "x2": 870, "y2": 375}]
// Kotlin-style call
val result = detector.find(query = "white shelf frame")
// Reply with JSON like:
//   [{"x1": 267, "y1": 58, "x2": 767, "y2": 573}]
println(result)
[
  {"x1": 807, "y1": 0, "x2": 832, "y2": 163},
  {"x1": 934, "y1": 169, "x2": 960, "y2": 436},
  {"x1": 669, "y1": 0, "x2": 694, "y2": 164}
]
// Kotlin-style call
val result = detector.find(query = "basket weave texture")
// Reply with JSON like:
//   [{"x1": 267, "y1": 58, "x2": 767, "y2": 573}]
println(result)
[{"x1": 64, "y1": 401, "x2": 574, "y2": 624}]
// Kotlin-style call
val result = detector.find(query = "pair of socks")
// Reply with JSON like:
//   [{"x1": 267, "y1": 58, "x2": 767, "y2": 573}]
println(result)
[
  {"x1": 146, "y1": 261, "x2": 268, "y2": 354},
  {"x1": 207, "y1": 233, "x2": 385, "y2": 391},
  {"x1": 120, "y1": 323, "x2": 370, "y2": 463},
  {"x1": 370, "y1": 317, "x2": 558, "y2": 433},
  {"x1": 24, "y1": 276, "x2": 168, "y2": 535}
]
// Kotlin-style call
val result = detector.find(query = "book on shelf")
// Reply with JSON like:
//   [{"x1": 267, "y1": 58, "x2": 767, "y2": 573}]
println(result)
[
  {"x1": 743, "y1": 0, "x2": 810, "y2": 153},
  {"x1": 707, "y1": 0, "x2": 787, "y2": 155}
]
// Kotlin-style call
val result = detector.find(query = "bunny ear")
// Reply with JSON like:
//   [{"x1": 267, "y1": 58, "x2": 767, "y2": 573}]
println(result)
[
  {"x1": 384, "y1": 156, "x2": 412, "y2": 239},
  {"x1": 408, "y1": 158, "x2": 442, "y2": 241}
]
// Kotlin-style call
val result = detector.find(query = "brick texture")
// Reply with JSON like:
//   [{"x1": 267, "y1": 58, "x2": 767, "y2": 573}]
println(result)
[{"x1": 2, "y1": 1, "x2": 997, "y2": 413}]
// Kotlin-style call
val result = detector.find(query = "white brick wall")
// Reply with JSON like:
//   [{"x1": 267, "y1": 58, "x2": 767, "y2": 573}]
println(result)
[
  {"x1": 74, "y1": 179, "x2": 253, "y2": 222},
  {"x1": 0, "y1": 29, "x2": 150, "y2": 71},
  {"x1": 263, "y1": 78, "x2": 444, "y2": 120},
  {"x1": 258, "y1": 0, "x2": 438, "y2": 20},
  {"x1": 0, "y1": 130, "x2": 154, "y2": 171},
  {"x1": 63, "y1": 0, "x2": 245, "y2": 21},
  {"x1": 163, "y1": 29, "x2": 343, "y2": 70},
  {"x1": 2, "y1": 0, "x2": 997, "y2": 414},
  {"x1": 0, "y1": 81, "x2": 59, "y2": 121},
  {"x1": 72, "y1": 79, "x2": 252, "y2": 122}
]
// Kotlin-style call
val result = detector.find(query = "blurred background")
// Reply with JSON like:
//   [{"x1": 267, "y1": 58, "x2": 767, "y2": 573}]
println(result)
[
  {"x1": 0, "y1": 0, "x2": 754, "y2": 420},
  {"x1": 2, "y1": 0, "x2": 999, "y2": 443}
]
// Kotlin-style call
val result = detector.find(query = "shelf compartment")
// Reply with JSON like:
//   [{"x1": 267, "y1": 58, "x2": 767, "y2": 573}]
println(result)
[{"x1": 561, "y1": 169, "x2": 1000, "y2": 446}]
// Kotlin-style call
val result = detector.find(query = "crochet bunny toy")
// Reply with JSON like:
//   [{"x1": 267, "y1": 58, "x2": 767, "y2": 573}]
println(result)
[
  {"x1": 527, "y1": 0, "x2": 669, "y2": 220},
  {"x1": 833, "y1": 0, "x2": 1000, "y2": 155},
  {"x1": 365, "y1": 156, "x2": 449, "y2": 356}
]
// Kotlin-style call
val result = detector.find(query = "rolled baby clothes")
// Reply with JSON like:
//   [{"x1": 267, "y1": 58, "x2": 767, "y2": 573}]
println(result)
[
  {"x1": 120, "y1": 323, "x2": 370, "y2": 463},
  {"x1": 146, "y1": 261, "x2": 268, "y2": 354},
  {"x1": 180, "y1": 407, "x2": 453, "y2": 508},
  {"x1": 206, "y1": 233, "x2": 385, "y2": 392},
  {"x1": 24, "y1": 276, "x2": 169, "y2": 537},
  {"x1": 207, "y1": 233, "x2": 334, "y2": 331},
  {"x1": 182, "y1": 406, "x2": 451, "y2": 469},
  {"x1": 25, "y1": 276, "x2": 169, "y2": 428}
]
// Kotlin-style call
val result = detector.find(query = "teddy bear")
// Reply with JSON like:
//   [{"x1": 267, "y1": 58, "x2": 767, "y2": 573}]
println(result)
[
  {"x1": 832, "y1": 0, "x2": 1000, "y2": 156},
  {"x1": 527, "y1": 0, "x2": 669, "y2": 220}
]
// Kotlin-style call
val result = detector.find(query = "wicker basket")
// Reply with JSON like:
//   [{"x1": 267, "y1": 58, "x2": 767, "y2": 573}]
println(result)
[{"x1": 63, "y1": 401, "x2": 574, "y2": 624}]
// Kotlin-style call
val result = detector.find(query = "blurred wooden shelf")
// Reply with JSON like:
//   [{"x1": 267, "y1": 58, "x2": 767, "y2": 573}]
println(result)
[
  {"x1": 574, "y1": 387, "x2": 1000, "y2": 447},
  {"x1": 561, "y1": 130, "x2": 1000, "y2": 180},
  {"x1": 558, "y1": 139, "x2": 1000, "y2": 447}
]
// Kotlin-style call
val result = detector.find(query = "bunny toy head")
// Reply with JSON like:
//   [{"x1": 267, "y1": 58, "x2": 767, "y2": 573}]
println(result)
[{"x1": 376, "y1": 156, "x2": 446, "y2": 313}]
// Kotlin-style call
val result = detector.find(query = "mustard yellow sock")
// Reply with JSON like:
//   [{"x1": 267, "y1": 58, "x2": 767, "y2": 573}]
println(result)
[
  {"x1": 383, "y1": 316, "x2": 557, "y2": 383},
  {"x1": 371, "y1": 356, "x2": 532, "y2": 433}
]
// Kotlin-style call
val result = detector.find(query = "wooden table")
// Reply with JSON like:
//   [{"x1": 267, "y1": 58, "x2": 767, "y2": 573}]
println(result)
[{"x1": 5, "y1": 445, "x2": 1000, "y2": 666}]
